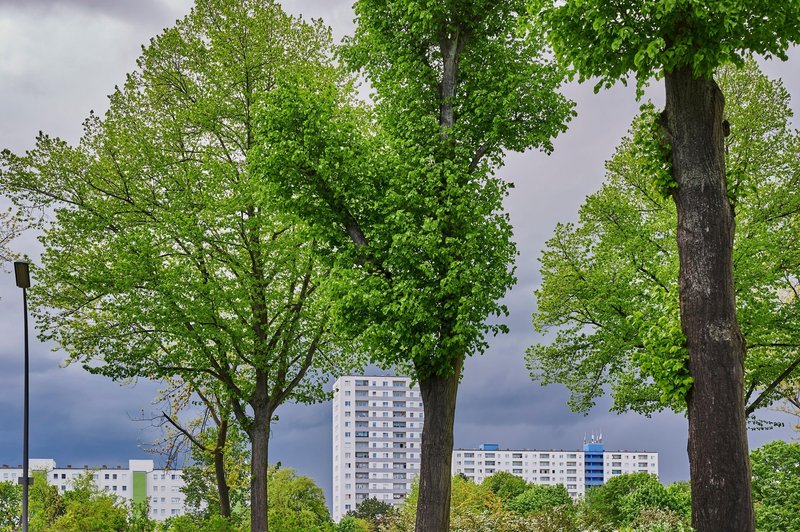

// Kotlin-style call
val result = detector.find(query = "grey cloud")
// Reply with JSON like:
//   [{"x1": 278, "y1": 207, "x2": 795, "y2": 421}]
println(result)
[{"x1": 0, "y1": 0, "x2": 187, "y2": 24}]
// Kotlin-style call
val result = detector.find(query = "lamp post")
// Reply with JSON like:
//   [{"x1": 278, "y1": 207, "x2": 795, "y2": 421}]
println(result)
[{"x1": 14, "y1": 261, "x2": 30, "y2": 532}]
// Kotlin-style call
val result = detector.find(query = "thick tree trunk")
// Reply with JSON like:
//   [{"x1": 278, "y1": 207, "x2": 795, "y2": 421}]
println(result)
[
  {"x1": 249, "y1": 373, "x2": 272, "y2": 532},
  {"x1": 664, "y1": 66, "x2": 754, "y2": 532},
  {"x1": 214, "y1": 420, "x2": 231, "y2": 518},
  {"x1": 414, "y1": 358, "x2": 463, "y2": 532},
  {"x1": 250, "y1": 412, "x2": 270, "y2": 532}
]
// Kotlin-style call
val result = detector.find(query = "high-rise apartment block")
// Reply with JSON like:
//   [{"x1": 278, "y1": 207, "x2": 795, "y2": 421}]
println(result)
[
  {"x1": 452, "y1": 438, "x2": 659, "y2": 499},
  {"x1": 0, "y1": 458, "x2": 187, "y2": 520},
  {"x1": 331, "y1": 375, "x2": 424, "y2": 521}
]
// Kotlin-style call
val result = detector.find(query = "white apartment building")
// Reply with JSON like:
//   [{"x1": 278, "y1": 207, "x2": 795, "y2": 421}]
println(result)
[
  {"x1": 332, "y1": 375, "x2": 424, "y2": 521},
  {"x1": 0, "y1": 458, "x2": 187, "y2": 521},
  {"x1": 452, "y1": 440, "x2": 659, "y2": 499}
]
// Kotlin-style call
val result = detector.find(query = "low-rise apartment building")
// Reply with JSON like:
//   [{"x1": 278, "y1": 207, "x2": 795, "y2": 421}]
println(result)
[
  {"x1": 0, "y1": 458, "x2": 186, "y2": 520},
  {"x1": 452, "y1": 439, "x2": 659, "y2": 499}
]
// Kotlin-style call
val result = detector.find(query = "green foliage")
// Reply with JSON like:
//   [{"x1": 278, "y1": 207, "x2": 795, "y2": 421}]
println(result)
[
  {"x1": 628, "y1": 287, "x2": 691, "y2": 408},
  {"x1": 336, "y1": 515, "x2": 372, "y2": 532},
  {"x1": 528, "y1": 61, "x2": 800, "y2": 416},
  {"x1": 267, "y1": 466, "x2": 332, "y2": 531},
  {"x1": 580, "y1": 473, "x2": 691, "y2": 530},
  {"x1": 387, "y1": 476, "x2": 578, "y2": 531},
  {"x1": 0, "y1": 3, "x2": 359, "y2": 528},
  {"x1": 128, "y1": 500, "x2": 157, "y2": 532},
  {"x1": 482, "y1": 471, "x2": 529, "y2": 501},
  {"x1": 158, "y1": 513, "x2": 243, "y2": 532},
  {"x1": 630, "y1": 104, "x2": 674, "y2": 198},
  {"x1": 50, "y1": 471, "x2": 130, "y2": 532},
  {"x1": 448, "y1": 474, "x2": 495, "y2": 522},
  {"x1": 28, "y1": 471, "x2": 65, "y2": 531},
  {"x1": 450, "y1": 507, "x2": 576, "y2": 532},
  {"x1": 751, "y1": 440, "x2": 800, "y2": 531},
  {"x1": 539, "y1": 0, "x2": 800, "y2": 95},
  {"x1": 626, "y1": 507, "x2": 694, "y2": 532},
  {"x1": 0, "y1": 481, "x2": 21, "y2": 532},
  {"x1": 345, "y1": 496, "x2": 395, "y2": 529},
  {"x1": 254, "y1": 0, "x2": 574, "y2": 380},
  {"x1": 506, "y1": 484, "x2": 573, "y2": 515},
  {"x1": 180, "y1": 422, "x2": 249, "y2": 519}
]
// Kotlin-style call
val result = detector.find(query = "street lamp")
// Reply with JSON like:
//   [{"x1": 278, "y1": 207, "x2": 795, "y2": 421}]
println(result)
[{"x1": 14, "y1": 261, "x2": 31, "y2": 532}]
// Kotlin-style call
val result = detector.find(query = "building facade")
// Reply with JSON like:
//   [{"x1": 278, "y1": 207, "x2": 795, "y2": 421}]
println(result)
[
  {"x1": 0, "y1": 458, "x2": 187, "y2": 520},
  {"x1": 332, "y1": 375, "x2": 424, "y2": 521},
  {"x1": 452, "y1": 439, "x2": 659, "y2": 499}
]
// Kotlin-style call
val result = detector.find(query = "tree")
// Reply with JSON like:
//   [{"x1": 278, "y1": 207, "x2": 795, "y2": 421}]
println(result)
[
  {"x1": 266, "y1": 466, "x2": 332, "y2": 531},
  {"x1": 0, "y1": 2, "x2": 353, "y2": 531},
  {"x1": 750, "y1": 440, "x2": 800, "y2": 531},
  {"x1": 144, "y1": 379, "x2": 248, "y2": 519},
  {"x1": 582, "y1": 473, "x2": 660, "y2": 527},
  {"x1": 529, "y1": 62, "x2": 800, "y2": 417},
  {"x1": 506, "y1": 484, "x2": 572, "y2": 516},
  {"x1": 335, "y1": 515, "x2": 371, "y2": 532},
  {"x1": 482, "y1": 471, "x2": 529, "y2": 501},
  {"x1": 28, "y1": 471, "x2": 64, "y2": 531},
  {"x1": 538, "y1": 3, "x2": 800, "y2": 527},
  {"x1": 51, "y1": 472, "x2": 130, "y2": 532},
  {"x1": 253, "y1": 1, "x2": 574, "y2": 528},
  {"x1": 178, "y1": 416, "x2": 250, "y2": 522},
  {"x1": 579, "y1": 473, "x2": 690, "y2": 531},
  {"x1": 345, "y1": 496, "x2": 395, "y2": 529},
  {"x1": 0, "y1": 481, "x2": 21, "y2": 532}
]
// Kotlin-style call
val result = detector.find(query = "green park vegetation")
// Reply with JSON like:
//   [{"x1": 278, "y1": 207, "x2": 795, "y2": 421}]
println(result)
[
  {"x1": 1, "y1": 449, "x2": 800, "y2": 531},
  {"x1": 0, "y1": 0, "x2": 799, "y2": 530}
]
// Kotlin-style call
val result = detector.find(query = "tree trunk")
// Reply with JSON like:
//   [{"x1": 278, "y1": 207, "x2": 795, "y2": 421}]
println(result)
[
  {"x1": 664, "y1": 66, "x2": 754, "y2": 532},
  {"x1": 214, "y1": 419, "x2": 231, "y2": 518},
  {"x1": 249, "y1": 373, "x2": 272, "y2": 532},
  {"x1": 415, "y1": 358, "x2": 463, "y2": 532}
]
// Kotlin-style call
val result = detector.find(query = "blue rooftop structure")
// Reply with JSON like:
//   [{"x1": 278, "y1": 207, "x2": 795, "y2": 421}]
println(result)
[{"x1": 584, "y1": 435, "x2": 604, "y2": 487}]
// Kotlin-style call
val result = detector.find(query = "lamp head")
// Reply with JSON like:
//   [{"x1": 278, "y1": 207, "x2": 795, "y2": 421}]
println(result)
[{"x1": 14, "y1": 261, "x2": 30, "y2": 289}]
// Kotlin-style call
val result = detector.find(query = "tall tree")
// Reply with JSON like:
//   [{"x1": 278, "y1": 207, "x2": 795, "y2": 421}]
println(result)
[
  {"x1": 254, "y1": 2, "x2": 573, "y2": 529},
  {"x1": 529, "y1": 62, "x2": 800, "y2": 417},
  {"x1": 0, "y1": 2, "x2": 353, "y2": 531},
  {"x1": 540, "y1": 2, "x2": 800, "y2": 529}
]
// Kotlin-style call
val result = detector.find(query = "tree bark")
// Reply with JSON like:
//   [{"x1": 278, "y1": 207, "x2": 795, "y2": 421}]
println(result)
[
  {"x1": 249, "y1": 374, "x2": 272, "y2": 532},
  {"x1": 214, "y1": 419, "x2": 232, "y2": 518},
  {"x1": 663, "y1": 66, "x2": 754, "y2": 532},
  {"x1": 414, "y1": 358, "x2": 463, "y2": 532}
]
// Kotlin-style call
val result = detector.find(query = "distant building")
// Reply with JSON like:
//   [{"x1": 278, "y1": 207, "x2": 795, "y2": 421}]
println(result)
[
  {"x1": 331, "y1": 375, "x2": 424, "y2": 521},
  {"x1": 0, "y1": 459, "x2": 186, "y2": 520},
  {"x1": 452, "y1": 436, "x2": 659, "y2": 498}
]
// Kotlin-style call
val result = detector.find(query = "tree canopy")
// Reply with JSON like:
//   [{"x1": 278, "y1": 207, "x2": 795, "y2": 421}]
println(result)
[
  {"x1": 253, "y1": 1, "x2": 574, "y2": 529},
  {"x1": 0, "y1": 1, "x2": 356, "y2": 530},
  {"x1": 541, "y1": 0, "x2": 800, "y2": 93}
]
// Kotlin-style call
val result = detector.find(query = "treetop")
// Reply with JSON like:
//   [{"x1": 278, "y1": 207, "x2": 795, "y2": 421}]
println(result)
[{"x1": 540, "y1": 0, "x2": 800, "y2": 93}]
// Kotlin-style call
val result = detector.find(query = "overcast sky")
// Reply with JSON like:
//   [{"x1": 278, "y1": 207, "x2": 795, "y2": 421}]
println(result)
[{"x1": 1, "y1": 0, "x2": 798, "y2": 509}]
